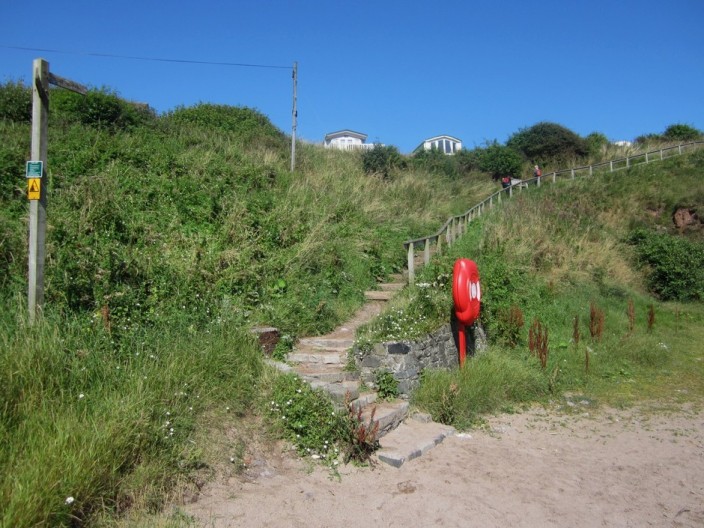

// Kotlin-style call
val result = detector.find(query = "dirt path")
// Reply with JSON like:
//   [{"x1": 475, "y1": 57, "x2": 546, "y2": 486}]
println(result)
[{"x1": 182, "y1": 404, "x2": 704, "y2": 527}]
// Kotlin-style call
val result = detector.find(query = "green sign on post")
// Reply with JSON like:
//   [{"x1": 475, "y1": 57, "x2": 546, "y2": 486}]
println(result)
[{"x1": 26, "y1": 161, "x2": 43, "y2": 179}]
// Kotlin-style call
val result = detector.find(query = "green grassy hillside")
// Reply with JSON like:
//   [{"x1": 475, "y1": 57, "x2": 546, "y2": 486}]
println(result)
[{"x1": 1, "y1": 81, "x2": 702, "y2": 526}]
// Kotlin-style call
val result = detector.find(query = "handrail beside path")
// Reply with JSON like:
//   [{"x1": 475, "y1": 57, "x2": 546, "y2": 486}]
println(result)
[{"x1": 403, "y1": 140, "x2": 704, "y2": 283}]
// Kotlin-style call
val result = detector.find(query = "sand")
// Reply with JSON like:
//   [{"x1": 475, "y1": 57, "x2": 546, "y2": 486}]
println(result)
[{"x1": 183, "y1": 405, "x2": 704, "y2": 527}]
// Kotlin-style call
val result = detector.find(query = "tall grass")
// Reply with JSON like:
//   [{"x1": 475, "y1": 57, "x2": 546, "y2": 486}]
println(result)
[{"x1": 0, "y1": 301, "x2": 263, "y2": 527}]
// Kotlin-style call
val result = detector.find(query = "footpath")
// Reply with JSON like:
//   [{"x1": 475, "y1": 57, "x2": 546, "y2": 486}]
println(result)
[{"x1": 268, "y1": 275, "x2": 455, "y2": 467}]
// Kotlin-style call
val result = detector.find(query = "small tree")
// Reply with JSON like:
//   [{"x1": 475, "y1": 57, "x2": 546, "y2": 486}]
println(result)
[
  {"x1": 478, "y1": 142, "x2": 523, "y2": 180},
  {"x1": 507, "y1": 122, "x2": 589, "y2": 164},
  {"x1": 361, "y1": 144, "x2": 403, "y2": 179},
  {"x1": 662, "y1": 123, "x2": 702, "y2": 142}
]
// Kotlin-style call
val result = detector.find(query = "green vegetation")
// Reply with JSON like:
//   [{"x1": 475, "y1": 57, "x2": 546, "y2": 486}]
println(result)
[
  {"x1": 507, "y1": 121, "x2": 590, "y2": 165},
  {"x1": 0, "y1": 79, "x2": 492, "y2": 525},
  {"x1": 1, "y1": 78, "x2": 702, "y2": 525},
  {"x1": 376, "y1": 151, "x2": 704, "y2": 427}
]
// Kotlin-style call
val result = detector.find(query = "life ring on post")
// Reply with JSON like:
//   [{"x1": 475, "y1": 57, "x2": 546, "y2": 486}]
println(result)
[{"x1": 452, "y1": 259, "x2": 481, "y2": 366}]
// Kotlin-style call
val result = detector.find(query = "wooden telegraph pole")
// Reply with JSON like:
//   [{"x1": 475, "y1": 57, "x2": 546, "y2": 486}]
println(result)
[
  {"x1": 290, "y1": 61, "x2": 298, "y2": 172},
  {"x1": 27, "y1": 59, "x2": 49, "y2": 324},
  {"x1": 27, "y1": 58, "x2": 86, "y2": 324}
]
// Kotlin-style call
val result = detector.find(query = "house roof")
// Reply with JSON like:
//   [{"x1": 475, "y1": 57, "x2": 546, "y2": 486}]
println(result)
[
  {"x1": 324, "y1": 129, "x2": 368, "y2": 142},
  {"x1": 422, "y1": 135, "x2": 462, "y2": 143},
  {"x1": 413, "y1": 134, "x2": 463, "y2": 153}
]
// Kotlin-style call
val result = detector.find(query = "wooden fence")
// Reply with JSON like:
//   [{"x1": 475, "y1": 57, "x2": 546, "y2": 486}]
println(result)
[{"x1": 402, "y1": 140, "x2": 704, "y2": 284}]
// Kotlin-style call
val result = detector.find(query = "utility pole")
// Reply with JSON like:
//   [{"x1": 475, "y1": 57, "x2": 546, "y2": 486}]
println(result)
[{"x1": 290, "y1": 61, "x2": 298, "y2": 172}]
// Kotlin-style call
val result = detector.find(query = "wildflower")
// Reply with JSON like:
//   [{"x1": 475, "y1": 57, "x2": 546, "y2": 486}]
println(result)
[
  {"x1": 78, "y1": 393, "x2": 85, "y2": 400},
  {"x1": 65, "y1": 496, "x2": 75, "y2": 505}
]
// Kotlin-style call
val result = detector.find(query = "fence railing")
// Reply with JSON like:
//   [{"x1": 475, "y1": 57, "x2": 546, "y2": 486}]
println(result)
[{"x1": 402, "y1": 140, "x2": 704, "y2": 283}]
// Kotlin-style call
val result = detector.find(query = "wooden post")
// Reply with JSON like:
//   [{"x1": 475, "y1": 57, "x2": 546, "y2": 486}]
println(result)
[
  {"x1": 407, "y1": 242, "x2": 415, "y2": 284},
  {"x1": 290, "y1": 62, "x2": 298, "y2": 173},
  {"x1": 28, "y1": 58, "x2": 49, "y2": 324},
  {"x1": 424, "y1": 238, "x2": 430, "y2": 265},
  {"x1": 552, "y1": 172, "x2": 556, "y2": 183},
  {"x1": 610, "y1": 160, "x2": 613, "y2": 172}
]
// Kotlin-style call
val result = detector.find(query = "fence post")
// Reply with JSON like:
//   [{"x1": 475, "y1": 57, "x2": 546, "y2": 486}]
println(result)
[
  {"x1": 679, "y1": 144, "x2": 682, "y2": 155},
  {"x1": 571, "y1": 168, "x2": 575, "y2": 179},
  {"x1": 552, "y1": 172, "x2": 556, "y2": 183},
  {"x1": 424, "y1": 238, "x2": 430, "y2": 265},
  {"x1": 645, "y1": 151, "x2": 649, "y2": 163},
  {"x1": 407, "y1": 242, "x2": 415, "y2": 284},
  {"x1": 610, "y1": 160, "x2": 613, "y2": 172},
  {"x1": 589, "y1": 165, "x2": 593, "y2": 176},
  {"x1": 537, "y1": 176, "x2": 541, "y2": 187},
  {"x1": 660, "y1": 149, "x2": 663, "y2": 160},
  {"x1": 626, "y1": 156, "x2": 630, "y2": 168},
  {"x1": 509, "y1": 185, "x2": 513, "y2": 198}
]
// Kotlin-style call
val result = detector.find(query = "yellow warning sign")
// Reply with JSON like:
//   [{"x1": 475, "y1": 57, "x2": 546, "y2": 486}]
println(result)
[{"x1": 28, "y1": 178, "x2": 41, "y2": 200}]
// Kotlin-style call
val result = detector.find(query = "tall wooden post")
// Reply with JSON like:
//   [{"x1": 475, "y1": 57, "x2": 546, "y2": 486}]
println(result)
[
  {"x1": 28, "y1": 58, "x2": 49, "y2": 324},
  {"x1": 290, "y1": 61, "x2": 298, "y2": 172}
]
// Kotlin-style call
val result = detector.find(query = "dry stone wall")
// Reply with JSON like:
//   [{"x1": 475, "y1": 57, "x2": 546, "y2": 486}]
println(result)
[{"x1": 355, "y1": 323, "x2": 486, "y2": 395}]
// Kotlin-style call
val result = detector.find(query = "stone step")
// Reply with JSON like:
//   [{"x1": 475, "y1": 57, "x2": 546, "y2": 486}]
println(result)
[
  {"x1": 321, "y1": 380, "x2": 360, "y2": 404},
  {"x1": 287, "y1": 351, "x2": 343, "y2": 365},
  {"x1": 364, "y1": 290, "x2": 395, "y2": 301},
  {"x1": 297, "y1": 337, "x2": 355, "y2": 350},
  {"x1": 293, "y1": 363, "x2": 358, "y2": 384},
  {"x1": 349, "y1": 391, "x2": 377, "y2": 412},
  {"x1": 375, "y1": 415, "x2": 456, "y2": 468},
  {"x1": 379, "y1": 282, "x2": 405, "y2": 291},
  {"x1": 360, "y1": 399, "x2": 409, "y2": 439}
]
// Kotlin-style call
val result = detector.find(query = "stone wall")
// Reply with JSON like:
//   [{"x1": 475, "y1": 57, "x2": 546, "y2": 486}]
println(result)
[{"x1": 355, "y1": 322, "x2": 486, "y2": 395}]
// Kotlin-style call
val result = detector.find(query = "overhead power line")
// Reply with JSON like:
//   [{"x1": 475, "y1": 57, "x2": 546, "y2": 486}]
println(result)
[{"x1": 0, "y1": 45, "x2": 291, "y2": 70}]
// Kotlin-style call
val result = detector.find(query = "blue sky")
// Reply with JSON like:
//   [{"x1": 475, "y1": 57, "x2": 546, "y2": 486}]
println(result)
[{"x1": 1, "y1": 0, "x2": 702, "y2": 153}]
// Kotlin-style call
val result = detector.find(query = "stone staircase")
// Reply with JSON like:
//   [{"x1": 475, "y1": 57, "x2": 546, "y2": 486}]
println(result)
[{"x1": 271, "y1": 274, "x2": 456, "y2": 467}]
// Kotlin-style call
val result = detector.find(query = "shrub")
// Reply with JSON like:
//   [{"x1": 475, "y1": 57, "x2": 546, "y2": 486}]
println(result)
[
  {"x1": 662, "y1": 123, "x2": 702, "y2": 142},
  {"x1": 165, "y1": 103, "x2": 284, "y2": 144},
  {"x1": 628, "y1": 229, "x2": 704, "y2": 301},
  {"x1": 507, "y1": 122, "x2": 589, "y2": 164},
  {"x1": 478, "y1": 142, "x2": 523, "y2": 180},
  {"x1": 0, "y1": 80, "x2": 32, "y2": 122},
  {"x1": 361, "y1": 144, "x2": 403, "y2": 179},
  {"x1": 51, "y1": 88, "x2": 155, "y2": 130}
]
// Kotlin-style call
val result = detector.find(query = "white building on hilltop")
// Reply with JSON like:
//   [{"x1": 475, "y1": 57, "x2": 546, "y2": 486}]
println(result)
[
  {"x1": 414, "y1": 135, "x2": 462, "y2": 155},
  {"x1": 324, "y1": 129, "x2": 375, "y2": 151}
]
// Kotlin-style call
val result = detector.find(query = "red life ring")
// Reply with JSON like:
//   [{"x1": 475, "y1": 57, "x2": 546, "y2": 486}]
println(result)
[{"x1": 452, "y1": 258, "x2": 481, "y2": 326}]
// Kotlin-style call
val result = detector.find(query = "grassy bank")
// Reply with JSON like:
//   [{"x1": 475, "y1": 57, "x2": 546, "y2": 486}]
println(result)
[{"x1": 370, "y1": 150, "x2": 704, "y2": 427}]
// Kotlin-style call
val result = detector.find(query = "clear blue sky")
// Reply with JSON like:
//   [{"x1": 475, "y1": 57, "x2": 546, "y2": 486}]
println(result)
[{"x1": 2, "y1": 0, "x2": 702, "y2": 154}]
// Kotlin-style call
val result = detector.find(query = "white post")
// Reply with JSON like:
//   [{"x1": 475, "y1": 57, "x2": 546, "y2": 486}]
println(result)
[
  {"x1": 424, "y1": 238, "x2": 430, "y2": 265},
  {"x1": 407, "y1": 242, "x2": 415, "y2": 284}
]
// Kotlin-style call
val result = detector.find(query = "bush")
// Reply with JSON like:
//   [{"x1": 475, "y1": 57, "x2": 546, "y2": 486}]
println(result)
[
  {"x1": 165, "y1": 103, "x2": 285, "y2": 144},
  {"x1": 0, "y1": 80, "x2": 32, "y2": 122},
  {"x1": 361, "y1": 144, "x2": 403, "y2": 179},
  {"x1": 662, "y1": 123, "x2": 702, "y2": 142},
  {"x1": 507, "y1": 122, "x2": 589, "y2": 164},
  {"x1": 628, "y1": 229, "x2": 704, "y2": 301},
  {"x1": 478, "y1": 142, "x2": 523, "y2": 180},
  {"x1": 51, "y1": 88, "x2": 156, "y2": 131}
]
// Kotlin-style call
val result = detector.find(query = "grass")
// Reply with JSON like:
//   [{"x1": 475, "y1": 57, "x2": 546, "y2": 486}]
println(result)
[
  {"x1": 391, "y1": 151, "x2": 704, "y2": 426},
  {"x1": 1, "y1": 82, "x2": 702, "y2": 524},
  {"x1": 0, "y1": 303, "x2": 263, "y2": 527}
]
